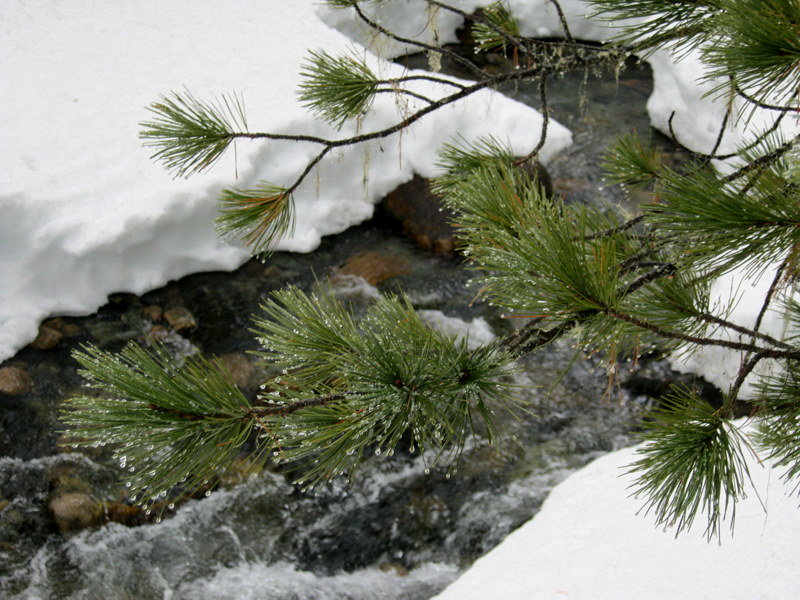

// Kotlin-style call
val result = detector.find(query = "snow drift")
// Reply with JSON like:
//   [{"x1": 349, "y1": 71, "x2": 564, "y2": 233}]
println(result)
[{"x1": 0, "y1": 0, "x2": 569, "y2": 362}]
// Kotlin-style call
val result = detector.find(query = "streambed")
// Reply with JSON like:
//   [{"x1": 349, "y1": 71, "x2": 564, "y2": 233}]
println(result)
[{"x1": 1, "y1": 55, "x2": 696, "y2": 599}]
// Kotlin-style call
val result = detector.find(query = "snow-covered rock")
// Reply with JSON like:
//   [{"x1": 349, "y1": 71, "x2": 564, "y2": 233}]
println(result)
[{"x1": 0, "y1": 0, "x2": 569, "y2": 362}]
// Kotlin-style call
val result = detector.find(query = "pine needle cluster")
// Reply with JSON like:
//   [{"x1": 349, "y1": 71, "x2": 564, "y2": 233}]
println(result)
[
  {"x1": 64, "y1": 288, "x2": 519, "y2": 501},
  {"x1": 62, "y1": 0, "x2": 800, "y2": 539}
]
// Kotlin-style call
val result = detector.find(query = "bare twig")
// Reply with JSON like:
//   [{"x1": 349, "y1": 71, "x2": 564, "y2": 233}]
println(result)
[{"x1": 549, "y1": 0, "x2": 575, "y2": 44}]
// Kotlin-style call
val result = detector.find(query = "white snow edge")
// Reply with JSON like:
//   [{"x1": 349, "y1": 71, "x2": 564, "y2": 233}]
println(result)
[{"x1": 0, "y1": 0, "x2": 569, "y2": 362}]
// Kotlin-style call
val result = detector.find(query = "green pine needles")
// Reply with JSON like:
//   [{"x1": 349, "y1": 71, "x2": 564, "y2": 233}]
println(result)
[
  {"x1": 65, "y1": 289, "x2": 519, "y2": 503},
  {"x1": 63, "y1": 0, "x2": 800, "y2": 539},
  {"x1": 140, "y1": 89, "x2": 247, "y2": 177},
  {"x1": 216, "y1": 183, "x2": 294, "y2": 254},
  {"x1": 298, "y1": 49, "x2": 379, "y2": 128},
  {"x1": 628, "y1": 389, "x2": 750, "y2": 540},
  {"x1": 472, "y1": 1, "x2": 521, "y2": 54},
  {"x1": 64, "y1": 342, "x2": 265, "y2": 505}
]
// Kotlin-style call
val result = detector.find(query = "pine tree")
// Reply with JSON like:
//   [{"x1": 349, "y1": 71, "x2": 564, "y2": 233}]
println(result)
[{"x1": 63, "y1": 0, "x2": 800, "y2": 540}]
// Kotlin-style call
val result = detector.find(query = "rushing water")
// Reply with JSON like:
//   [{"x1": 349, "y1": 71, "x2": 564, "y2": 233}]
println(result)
[{"x1": 1, "y1": 53, "x2": 690, "y2": 599}]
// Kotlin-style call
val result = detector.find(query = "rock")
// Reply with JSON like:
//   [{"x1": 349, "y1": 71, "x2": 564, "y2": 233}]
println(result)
[
  {"x1": 43, "y1": 318, "x2": 81, "y2": 337},
  {"x1": 219, "y1": 352, "x2": 256, "y2": 390},
  {"x1": 336, "y1": 251, "x2": 411, "y2": 286},
  {"x1": 141, "y1": 305, "x2": 163, "y2": 322},
  {"x1": 382, "y1": 163, "x2": 552, "y2": 254},
  {"x1": 379, "y1": 563, "x2": 409, "y2": 577},
  {"x1": 30, "y1": 325, "x2": 63, "y2": 350},
  {"x1": 163, "y1": 306, "x2": 197, "y2": 331},
  {"x1": 49, "y1": 492, "x2": 101, "y2": 533},
  {"x1": 103, "y1": 502, "x2": 143, "y2": 527},
  {"x1": 0, "y1": 366, "x2": 33, "y2": 395},
  {"x1": 383, "y1": 175, "x2": 456, "y2": 254}
]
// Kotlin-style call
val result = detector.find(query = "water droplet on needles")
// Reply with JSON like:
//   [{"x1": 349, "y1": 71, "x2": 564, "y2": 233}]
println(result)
[
  {"x1": 374, "y1": 448, "x2": 381, "y2": 456},
  {"x1": 205, "y1": 490, "x2": 212, "y2": 497}
]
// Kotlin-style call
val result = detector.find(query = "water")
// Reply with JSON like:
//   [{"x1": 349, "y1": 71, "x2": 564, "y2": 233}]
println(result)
[{"x1": 0, "y1": 52, "x2": 690, "y2": 599}]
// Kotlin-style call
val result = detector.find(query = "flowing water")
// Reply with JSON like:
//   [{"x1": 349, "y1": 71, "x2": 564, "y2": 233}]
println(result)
[{"x1": 1, "y1": 54, "x2": 693, "y2": 599}]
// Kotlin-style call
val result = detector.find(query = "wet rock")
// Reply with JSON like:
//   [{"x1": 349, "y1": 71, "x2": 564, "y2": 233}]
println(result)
[
  {"x1": 0, "y1": 366, "x2": 33, "y2": 395},
  {"x1": 383, "y1": 176, "x2": 456, "y2": 254},
  {"x1": 163, "y1": 306, "x2": 197, "y2": 331},
  {"x1": 30, "y1": 325, "x2": 64, "y2": 350},
  {"x1": 382, "y1": 163, "x2": 552, "y2": 254},
  {"x1": 103, "y1": 502, "x2": 144, "y2": 527},
  {"x1": 219, "y1": 352, "x2": 256, "y2": 390},
  {"x1": 44, "y1": 318, "x2": 81, "y2": 337},
  {"x1": 49, "y1": 492, "x2": 101, "y2": 533},
  {"x1": 141, "y1": 304, "x2": 163, "y2": 322},
  {"x1": 380, "y1": 563, "x2": 409, "y2": 576},
  {"x1": 337, "y1": 251, "x2": 411, "y2": 286}
]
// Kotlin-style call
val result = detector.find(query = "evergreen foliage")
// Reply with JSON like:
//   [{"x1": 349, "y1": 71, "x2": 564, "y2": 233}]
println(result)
[
  {"x1": 298, "y1": 49, "x2": 379, "y2": 128},
  {"x1": 64, "y1": 0, "x2": 800, "y2": 540}
]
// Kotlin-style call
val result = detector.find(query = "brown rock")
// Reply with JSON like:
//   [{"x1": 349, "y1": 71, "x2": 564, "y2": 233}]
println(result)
[
  {"x1": 49, "y1": 492, "x2": 101, "y2": 533},
  {"x1": 219, "y1": 353, "x2": 256, "y2": 390},
  {"x1": 30, "y1": 325, "x2": 63, "y2": 350},
  {"x1": 141, "y1": 305, "x2": 163, "y2": 322},
  {"x1": 383, "y1": 176, "x2": 455, "y2": 254},
  {"x1": 61, "y1": 323, "x2": 81, "y2": 336},
  {"x1": 337, "y1": 251, "x2": 411, "y2": 286},
  {"x1": 103, "y1": 502, "x2": 143, "y2": 527},
  {"x1": 382, "y1": 163, "x2": 551, "y2": 254},
  {"x1": 379, "y1": 563, "x2": 409, "y2": 577},
  {"x1": 0, "y1": 366, "x2": 33, "y2": 395},
  {"x1": 163, "y1": 306, "x2": 197, "y2": 331},
  {"x1": 43, "y1": 318, "x2": 80, "y2": 336}
]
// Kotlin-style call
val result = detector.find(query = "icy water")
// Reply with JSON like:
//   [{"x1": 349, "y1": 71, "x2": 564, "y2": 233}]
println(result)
[{"x1": 1, "y1": 55, "x2": 690, "y2": 599}]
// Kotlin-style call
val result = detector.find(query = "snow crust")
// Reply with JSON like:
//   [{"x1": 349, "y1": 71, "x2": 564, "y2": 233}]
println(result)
[
  {"x1": 0, "y1": 0, "x2": 569, "y2": 362},
  {"x1": 434, "y1": 422, "x2": 799, "y2": 600}
]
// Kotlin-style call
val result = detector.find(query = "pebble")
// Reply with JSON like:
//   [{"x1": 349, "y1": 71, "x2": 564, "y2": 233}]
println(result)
[
  {"x1": 141, "y1": 305, "x2": 163, "y2": 322},
  {"x1": 49, "y1": 492, "x2": 101, "y2": 533},
  {"x1": 30, "y1": 325, "x2": 63, "y2": 350},
  {"x1": 0, "y1": 366, "x2": 33, "y2": 395},
  {"x1": 163, "y1": 306, "x2": 197, "y2": 331}
]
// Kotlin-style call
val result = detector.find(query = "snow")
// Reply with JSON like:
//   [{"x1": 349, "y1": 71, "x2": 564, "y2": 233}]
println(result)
[
  {"x1": 433, "y1": 422, "x2": 799, "y2": 600},
  {"x1": 0, "y1": 0, "x2": 570, "y2": 362},
  {"x1": 417, "y1": 309, "x2": 497, "y2": 349}
]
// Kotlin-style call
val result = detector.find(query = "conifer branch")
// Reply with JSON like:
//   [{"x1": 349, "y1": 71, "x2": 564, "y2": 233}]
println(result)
[
  {"x1": 351, "y1": 2, "x2": 488, "y2": 78},
  {"x1": 549, "y1": 0, "x2": 576, "y2": 45},
  {"x1": 722, "y1": 133, "x2": 800, "y2": 183}
]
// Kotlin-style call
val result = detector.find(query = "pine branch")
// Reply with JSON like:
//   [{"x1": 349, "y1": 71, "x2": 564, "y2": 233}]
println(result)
[
  {"x1": 215, "y1": 182, "x2": 294, "y2": 254},
  {"x1": 140, "y1": 89, "x2": 247, "y2": 177},
  {"x1": 351, "y1": 1, "x2": 488, "y2": 79},
  {"x1": 298, "y1": 49, "x2": 379, "y2": 128},
  {"x1": 63, "y1": 342, "x2": 267, "y2": 505},
  {"x1": 627, "y1": 389, "x2": 750, "y2": 541}
]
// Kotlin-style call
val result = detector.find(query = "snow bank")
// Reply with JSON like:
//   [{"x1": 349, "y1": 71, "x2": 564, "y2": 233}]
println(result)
[
  {"x1": 0, "y1": 0, "x2": 570, "y2": 362},
  {"x1": 434, "y1": 423, "x2": 799, "y2": 600}
]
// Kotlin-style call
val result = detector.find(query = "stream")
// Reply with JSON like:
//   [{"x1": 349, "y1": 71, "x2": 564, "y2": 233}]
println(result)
[{"x1": 1, "y1": 53, "x2": 696, "y2": 599}]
